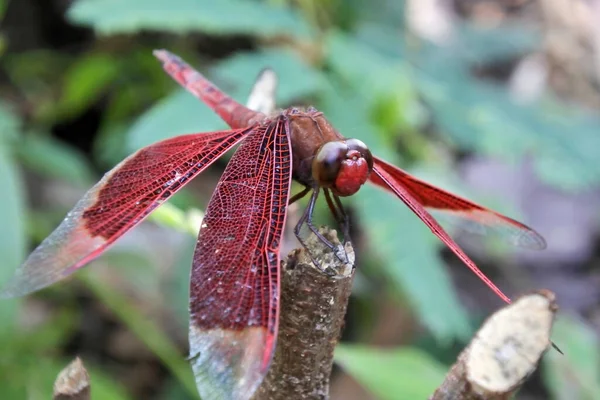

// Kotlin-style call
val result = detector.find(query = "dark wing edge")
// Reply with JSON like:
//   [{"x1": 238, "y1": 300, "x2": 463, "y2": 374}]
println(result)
[
  {"x1": 188, "y1": 118, "x2": 292, "y2": 400},
  {"x1": 0, "y1": 128, "x2": 250, "y2": 298}
]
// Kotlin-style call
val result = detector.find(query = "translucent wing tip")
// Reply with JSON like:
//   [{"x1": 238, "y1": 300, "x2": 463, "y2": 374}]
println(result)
[
  {"x1": 0, "y1": 263, "x2": 71, "y2": 299},
  {"x1": 0, "y1": 284, "x2": 21, "y2": 299},
  {"x1": 189, "y1": 325, "x2": 273, "y2": 400},
  {"x1": 0, "y1": 227, "x2": 101, "y2": 300},
  {"x1": 0, "y1": 285, "x2": 31, "y2": 299},
  {"x1": 0, "y1": 272, "x2": 45, "y2": 299},
  {"x1": 515, "y1": 228, "x2": 547, "y2": 250},
  {"x1": 255, "y1": 68, "x2": 278, "y2": 91}
]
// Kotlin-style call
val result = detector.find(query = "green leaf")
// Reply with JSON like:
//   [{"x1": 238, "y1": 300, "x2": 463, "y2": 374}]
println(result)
[
  {"x1": 15, "y1": 134, "x2": 95, "y2": 186},
  {"x1": 344, "y1": 0, "x2": 406, "y2": 31},
  {"x1": 0, "y1": 101, "x2": 21, "y2": 142},
  {"x1": 335, "y1": 344, "x2": 446, "y2": 399},
  {"x1": 413, "y1": 49, "x2": 600, "y2": 191},
  {"x1": 0, "y1": 305, "x2": 77, "y2": 355},
  {"x1": 148, "y1": 203, "x2": 203, "y2": 237},
  {"x1": 127, "y1": 88, "x2": 226, "y2": 151},
  {"x1": 0, "y1": 106, "x2": 22, "y2": 299},
  {"x1": 159, "y1": 377, "x2": 198, "y2": 400},
  {"x1": 86, "y1": 364, "x2": 133, "y2": 400},
  {"x1": 68, "y1": 0, "x2": 313, "y2": 38},
  {"x1": 326, "y1": 29, "x2": 412, "y2": 105},
  {"x1": 542, "y1": 315, "x2": 600, "y2": 400},
  {"x1": 214, "y1": 49, "x2": 326, "y2": 106},
  {"x1": 0, "y1": 308, "x2": 80, "y2": 398},
  {"x1": 329, "y1": 27, "x2": 600, "y2": 191},
  {"x1": 325, "y1": 29, "x2": 424, "y2": 149},
  {"x1": 56, "y1": 52, "x2": 120, "y2": 119},
  {"x1": 166, "y1": 236, "x2": 197, "y2": 328},
  {"x1": 0, "y1": 0, "x2": 8, "y2": 20},
  {"x1": 81, "y1": 273, "x2": 200, "y2": 399},
  {"x1": 458, "y1": 23, "x2": 540, "y2": 63},
  {"x1": 0, "y1": 358, "x2": 68, "y2": 399},
  {"x1": 0, "y1": 147, "x2": 25, "y2": 287},
  {"x1": 0, "y1": 358, "x2": 131, "y2": 400}
]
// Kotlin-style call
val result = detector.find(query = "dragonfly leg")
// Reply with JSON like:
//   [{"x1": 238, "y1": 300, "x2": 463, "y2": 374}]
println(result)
[
  {"x1": 323, "y1": 189, "x2": 352, "y2": 248},
  {"x1": 288, "y1": 186, "x2": 311, "y2": 205},
  {"x1": 293, "y1": 188, "x2": 351, "y2": 274}
]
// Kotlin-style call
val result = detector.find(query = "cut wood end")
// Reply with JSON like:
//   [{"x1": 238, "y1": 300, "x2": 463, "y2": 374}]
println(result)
[
  {"x1": 304, "y1": 227, "x2": 355, "y2": 278},
  {"x1": 467, "y1": 290, "x2": 557, "y2": 394},
  {"x1": 283, "y1": 227, "x2": 355, "y2": 279},
  {"x1": 53, "y1": 357, "x2": 90, "y2": 400}
]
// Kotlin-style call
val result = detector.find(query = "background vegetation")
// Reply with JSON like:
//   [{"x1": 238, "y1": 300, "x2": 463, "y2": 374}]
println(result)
[{"x1": 0, "y1": 0, "x2": 599, "y2": 398}]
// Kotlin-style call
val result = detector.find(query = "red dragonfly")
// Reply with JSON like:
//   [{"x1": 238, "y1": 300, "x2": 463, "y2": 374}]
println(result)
[{"x1": 1, "y1": 50, "x2": 545, "y2": 399}]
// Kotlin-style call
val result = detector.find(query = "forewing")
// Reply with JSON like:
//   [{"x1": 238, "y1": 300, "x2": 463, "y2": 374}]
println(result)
[
  {"x1": 369, "y1": 156, "x2": 546, "y2": 303},
  {"x1": 0, "y1": 129, "x2": 250, "y2": 298},
  {"x1": 188, "y1": 118, "x2": 292, "y2": 399},
  {"x1": 369, "y1": 157, "x2": 546, "y2": 250}
]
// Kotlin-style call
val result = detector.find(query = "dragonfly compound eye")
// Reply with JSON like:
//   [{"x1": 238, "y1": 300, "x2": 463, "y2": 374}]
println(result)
[
  {"x1": 346, "y1": 138, "x2": 373, "y2": 172},
  {"x1": 312, "y1": 141, "x2": 347, "y2": 188},
  {"x1": 312, "y1": 139, "x2": 373, "y2": 197}
]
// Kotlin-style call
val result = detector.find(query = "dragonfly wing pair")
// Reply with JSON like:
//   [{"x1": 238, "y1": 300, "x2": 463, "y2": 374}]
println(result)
[{"x1": 0, "y1": 50, "x2": 546, "y2": 400}]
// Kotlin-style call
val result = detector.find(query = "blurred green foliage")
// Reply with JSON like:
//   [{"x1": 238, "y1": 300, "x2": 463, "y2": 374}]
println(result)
[
  {"x1": 543, "y1": 315, "x2": 600, "y2": 400},
  {"x1": 68, "y1": 0, "x2": 313, "y2": 38},
  {"x1": 0, "y1": 0, "x2": 598, "y2": 398},
  {"x1": 335, "y1": 344, "x2": 448, "y2": 399}
]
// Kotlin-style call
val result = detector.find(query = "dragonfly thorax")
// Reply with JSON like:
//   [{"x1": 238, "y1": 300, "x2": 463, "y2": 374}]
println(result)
[{"x1": 287, "y1": 109, "x2": 373, "y2": 195}]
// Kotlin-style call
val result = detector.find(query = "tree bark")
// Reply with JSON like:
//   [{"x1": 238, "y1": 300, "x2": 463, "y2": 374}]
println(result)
[
  {"x1": 431, "y1": 290, "x2": 558, "y2": 400},
  {"x1": 53, "y1": 357, "x2": 91, "y2": 400},
  {"x1": 253, "y1": 227, "x2": 355, "y2": 400}
]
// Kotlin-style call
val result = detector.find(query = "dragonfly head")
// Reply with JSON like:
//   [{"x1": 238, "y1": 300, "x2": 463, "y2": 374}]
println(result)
[{"x1": 312, "y1": 139, "x2": 373, "y2": 197}]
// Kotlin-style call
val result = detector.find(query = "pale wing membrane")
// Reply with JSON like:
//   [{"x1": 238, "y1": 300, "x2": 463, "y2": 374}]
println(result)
[
  {"x1": 246, "y1": 68, "x2": 278, "y2": 115},
  {"x1": 0, "y1": 129, "x2": 250, "y2": 298},
  {"x1": 188, "y1": 118, "x2": 292, "y2": 400},
  {"x1": 369, "y1": 157, "x2": 546, "y2": 250},
  {"x1": 427, "y1": 209, "x2": 545, "y2": 250}
]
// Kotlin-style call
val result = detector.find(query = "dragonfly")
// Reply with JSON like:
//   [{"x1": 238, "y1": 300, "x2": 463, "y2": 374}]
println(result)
[{"x1": 0, "y1": 50, "x2": 546, "y2": 400}]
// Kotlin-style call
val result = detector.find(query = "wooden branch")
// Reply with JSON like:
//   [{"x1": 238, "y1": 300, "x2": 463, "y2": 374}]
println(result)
[
  {"x1": 53, "y1": 357, "x2": 91, "y2": 400},
  {"x1": 431, "y1": 290, "x2": 558, "y2": 400},
  {"x1": 254, "y1": 227, "x2": 355, "y2": 400}
]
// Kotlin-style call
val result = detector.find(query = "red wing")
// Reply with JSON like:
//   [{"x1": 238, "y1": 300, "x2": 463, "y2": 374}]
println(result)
[
  {"x1": 154, "y1": 49, "x2": 262, "y2": 130},
  {"x1": 188, "y1": 118, "x2": 291, "y2": 399},
  {"x1": 0, "y1": 129, "x2": 250, "y2": 298},
  {"x1": 369, "y1": 157, "x2": 546, "y2": 303}
]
